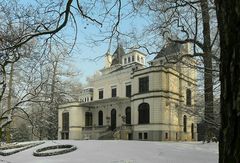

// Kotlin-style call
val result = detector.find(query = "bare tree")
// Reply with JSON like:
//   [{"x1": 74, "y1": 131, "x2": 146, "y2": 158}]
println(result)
[
  {"x1": 0, "y1": 0, "x2": 103, "y2": 141},
  {"x1": 21, "y1": 43, "x2": 83, "y2": 140},
  {"x1": 0, "y1": 0, "x2": 125, "y2": 104}
]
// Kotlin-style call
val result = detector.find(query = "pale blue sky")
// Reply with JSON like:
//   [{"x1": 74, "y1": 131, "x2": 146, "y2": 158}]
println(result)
[{"x1": 18, "y1": 0, "x2": 153, "y2": 84}]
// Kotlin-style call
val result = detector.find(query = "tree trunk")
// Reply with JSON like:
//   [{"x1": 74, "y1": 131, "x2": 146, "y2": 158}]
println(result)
[
  {"x1": 215, "y1": 0, "x2": 240, "y2": 162},
  {"x1": 6, "y1": 63, "x2": 14, "y2": 143},
  {"x1": 200, "y1": 0, "x2": 215, "y2": 140},
  {"x1": 48, "y1": 60, "x2": 58, "y2": 140}
]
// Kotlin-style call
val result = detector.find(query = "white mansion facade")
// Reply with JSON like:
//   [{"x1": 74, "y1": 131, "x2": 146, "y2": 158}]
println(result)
[{"x1": 58, "y1": 42, "x2": 197, "y2": 141}]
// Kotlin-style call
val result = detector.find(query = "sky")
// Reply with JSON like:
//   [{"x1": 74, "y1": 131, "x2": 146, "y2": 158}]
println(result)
[{"x1": 17, "y1": 0, "x2": 154, "y2": 85}]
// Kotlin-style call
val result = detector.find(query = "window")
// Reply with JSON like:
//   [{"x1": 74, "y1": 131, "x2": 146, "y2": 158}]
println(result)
[
  {"x1": 165, "y1": 133, "x2": 168, "y2": 139},
  {"x1": 91, "y1": 97, "x2": 93, "y2": 101},
  {"x1": 138, "y1": 103, "x2": 150, "y2": 124},
  {"x1": 99, "y1": 89, "x2": 103, "y2": 99},
  {"x1": 132, "y1": 55, "x2": 135, "y2": 62},
  {"x1": 128, "y1": 133, "x2": 133, "y2": 140},
  {"x1": 126, "y1": 85, "x2": 131, "y2": 97},
  {"x1": 186, "y1": 89, "x2": 192, "y2": 106},
  {"x1": 62, "y1": 112, "x2": 69, "y2": 131},
  {"x1": 160, "y1": 60, "x2": 163, "y2": 65},
  {"x1": 139, "y1": 133, "x2": 142, "y2": 139},
  {"x1": 137, "y1": 55, "x2": 140, "y2": 61},
  {"x1": 144, "y1": 133, "x2": 148, "y2": 140},
  {"x1": 124, "y1": 58, "x2": 127, "y2": 64},
  {"x1": 65, "y1": 133, "x2": 69, "y2": 139},
  {"x1": 128, "y1": 57, "x2": 131, "y2": 63},
  {"x1": 98, "y1": 110, "x2": 103, "y2": 126},
  {"x1": 139, "y1": 76, "x2": 149, "y2": 93},
  {"x1": 125, "y1": 107, "x2": 131, "y2": 125},
  {"x1": 191, "y1": 123, "x2": 194, "y2": 139},
  {"x1": 61, "y1": 133, "x2": 69, "y2": 140},
  {"x1": 111, "y1": 109, "x2": 117, "y2": 130},
  {"x1": 141, "y1": 57, "x2": 143, "y2": 63},
  {"x1": 85, "y1": 112, "x2": 93, "y2": 126},
  {"x1": 111, "y1": 87, "x2": 117, "y2": 97},
  {"x1": 183, "y1": 115, "x2": 187, "y2": 132}
]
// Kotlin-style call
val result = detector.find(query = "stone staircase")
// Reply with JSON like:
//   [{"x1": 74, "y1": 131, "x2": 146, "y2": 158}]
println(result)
[{"x1": 98, "y1": 130, "x2": 114, "y2": 140}]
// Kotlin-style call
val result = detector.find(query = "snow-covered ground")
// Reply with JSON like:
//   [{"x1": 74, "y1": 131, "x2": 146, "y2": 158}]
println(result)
[{"x1": 0, "y1": 140, "x2": 218, "y2": 163}]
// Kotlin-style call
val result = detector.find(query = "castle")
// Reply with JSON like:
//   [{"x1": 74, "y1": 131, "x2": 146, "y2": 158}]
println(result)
[{"x1": 58, "y1": 42, "x2": 197, "y2": 141}]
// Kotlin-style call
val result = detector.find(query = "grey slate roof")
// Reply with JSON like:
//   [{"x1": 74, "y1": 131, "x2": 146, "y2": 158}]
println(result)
[
  {"x1": 111, "y1": 44, "x2": 125, "y2": 66},
  {"x1": 154, "y1": 42, "x2": 183, "y2": 59}
]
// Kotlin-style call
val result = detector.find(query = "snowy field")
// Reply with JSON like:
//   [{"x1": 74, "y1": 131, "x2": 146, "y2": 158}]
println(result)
[{"x1": 0, "y1": 140, "x2": 218, "y2": 163}]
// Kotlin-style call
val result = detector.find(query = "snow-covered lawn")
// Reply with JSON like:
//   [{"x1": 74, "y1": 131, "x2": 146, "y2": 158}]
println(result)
[{"x1": 0, "y1": 140, "x2": 218, "y2": 163}]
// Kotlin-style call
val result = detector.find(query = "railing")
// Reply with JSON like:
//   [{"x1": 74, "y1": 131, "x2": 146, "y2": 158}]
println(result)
[
  {"x1": 120, "y1": 124, "x2": 133, "y2": 131},
  {"x1": 82, "y1": 125, "x2": 133, "y2": 140},
  {"x1": 82, "y1": 125, "x2": 111, "y2": 140},
  {"x1": 82, "y1": 126, "x2": 93, "y2": 131},
  {"x1": 113, "y1": 125, "x2": 133, "y2": 135},
  {"x1": 82, "y1": 125, "x2": 109, "y2": 132}
]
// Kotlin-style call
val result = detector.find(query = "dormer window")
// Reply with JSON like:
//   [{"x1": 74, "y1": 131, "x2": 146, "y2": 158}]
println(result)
[
  {"x1": 132, "y1": 55, "x2": 135, "y2": 62},
  {"x1": 160, "y1": 60, "x2": 164, "y2": 65},
  {"x1": 128, "y1": 57, "x2": 131, "y2": 63}
]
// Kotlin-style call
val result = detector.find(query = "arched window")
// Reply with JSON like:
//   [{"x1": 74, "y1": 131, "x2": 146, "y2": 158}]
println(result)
[
  {"x1": 191, "y1": 123, "x2": 194, "y2": 139},
  {"x1": 111, "y1": 109, "x2": 116, "y2": 130},
  {"x1": 186, "y1": 89, "x2": 192, "y2": 106},
  {"x1": 85, "y1": 112, "x2": 92, "y2": 126},
  {"x1": 98, "y1": 110, "x2": 103, "y2": 126},
  {"x1": 183, "y1": 115, "x2": 187, "y2": 132},
  {"x1": 138, "y1": 103, "x2": 150, "y2": 124},
  {"x1": 125, "y1": 107, "x2": 131, "y2": 125},
  {"x1": 165, "y1": 133, "x2": 168, "y2": 139}
]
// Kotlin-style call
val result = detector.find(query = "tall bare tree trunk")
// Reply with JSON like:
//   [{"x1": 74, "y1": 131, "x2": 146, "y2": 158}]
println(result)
[
  {"x1": 215, "y1": 0, "x2": 240, "y2": 162},
  {"x1": 0, "y1": 67, "x2": 7, "y2": 143},
  {"x1": 47, "y1": 60, "x2": 58, "y2": 140},
  {"x1": 6, "y1": 63, "x2": 14, "y2": 143},
  {"x1": 50, "y1": 61, "x2": 57, "y2": 104},
  {"x1": 200, "y1": 0, "x2": 215, "y2": 140}
]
